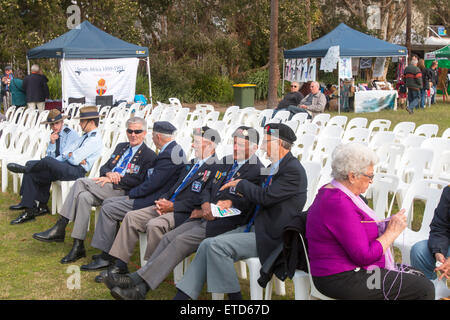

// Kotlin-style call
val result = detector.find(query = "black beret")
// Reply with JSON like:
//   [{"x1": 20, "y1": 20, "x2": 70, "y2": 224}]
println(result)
[
  {"x1": 193, "y1": 126, "x2": 221, "y2": 144},
  {"x1": 232, "y1": 126, "x2": 260, "y2": 145},
  {"x1": 153, "y1": 121, "x2": 177, "y2": 135},
  {"x1": 264, "y1": 122, "x2": 297, "y2": 144}
]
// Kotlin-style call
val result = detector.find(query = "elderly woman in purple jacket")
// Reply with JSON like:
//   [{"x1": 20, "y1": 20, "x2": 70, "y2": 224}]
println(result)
[{"x1": 306, "y1": 143, "x2": 434, "y2": 300}]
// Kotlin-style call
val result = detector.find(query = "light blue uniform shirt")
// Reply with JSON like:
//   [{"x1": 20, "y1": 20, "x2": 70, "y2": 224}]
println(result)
[
  {"x1": 46, "y1": 125, "x2": 79, "y2": 158},
  {"x1": 112, "y1": 142, "x2": 143, "y2": 174},
  {"x1": 60, "y1": 128, "x2": 103, "y2": 172}
]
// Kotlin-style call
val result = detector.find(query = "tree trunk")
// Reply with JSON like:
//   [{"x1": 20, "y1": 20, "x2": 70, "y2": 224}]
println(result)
[
  {"x1": 406, "y1": 0, "x2": 412, "y2": 62},
  {"x1": 267, "y1": 0, "x2": 279, "y2": 109},
  {"x1": 306, "y1": 0, "x2": 312, "y2": 43}
]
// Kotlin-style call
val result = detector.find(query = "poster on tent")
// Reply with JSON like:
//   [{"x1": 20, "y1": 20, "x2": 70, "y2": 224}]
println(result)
[
  {"x1": 307, "y1": 58, "x2": 316, "y2": 81},
  {"x1": 339, "y1": 57, "x2": 352, "y2": 79},
  {"x1": 62, "y1": 57, "x2": 139, "y2": 106}
]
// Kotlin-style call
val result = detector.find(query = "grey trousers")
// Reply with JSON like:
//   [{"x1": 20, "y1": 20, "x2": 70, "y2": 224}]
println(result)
[
  {"x1": 108, "y1": 206, "x2": 175, "y2": 263},
  {"x1": 176, "y1": 225, "x2": 257, "y2": 299},
  {"x1": 90, "y1": 195, "x2": 135, "y2": 253},
  {"x1": 59, "y1": 178, "x2": 125, "y2": 240},
  {"x1": 137, "y1": 219, "x2": 207, "y2": 289}
]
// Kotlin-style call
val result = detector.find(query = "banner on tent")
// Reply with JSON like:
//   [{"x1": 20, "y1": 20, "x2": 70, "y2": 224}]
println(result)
[
  {"x1": 284, "y1": 58, "x2": 316, "y2": 82},
  {"x1": 62, "y1": 57, "x2": 139, "y2": 105}
]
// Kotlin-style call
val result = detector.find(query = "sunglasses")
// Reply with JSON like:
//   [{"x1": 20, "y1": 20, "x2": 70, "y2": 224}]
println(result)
[
  {"x1": 291, "y1": 85, "x2": 298, "y2": 88},
  {"x1": 127, "y1": 129, "x2": 144, "y2": 134}
]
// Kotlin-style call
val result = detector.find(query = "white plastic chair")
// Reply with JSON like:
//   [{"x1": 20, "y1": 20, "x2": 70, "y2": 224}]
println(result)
[
  {"x1": 442, "y1": 127, "x2": 450, "y2": 139},
  {"x1": 401, "y1": 134, "x2": 426, "y2": 151},
  {"x1": 309, "y1": 136, "x2": 341, "y2": 168},
  {"x1": 311, "y1": 113, "x2": 330, "y2": 128},
  {"x1": 294, "y1": 234, "x2": 335, "y2": 300},
  {"x1": 291, "y1": 134, "x2": 315, "y2": 162},
  {"x1": 433, "y1": 150, "x2": 450, "y2": 182},
  {"x1": 368, "y1": 131, "x2": 395, "y2": 151},
  {"x1": 326, "y1": 115, "x2": 347, "y2": 129},
  {"x1": 272, "y1": 110, "x2": 291, "y2": 123},
  {"x1": 367, "y1": 119, "x2": 391, "y2": 140},
  {"x1": 290, "y1": 113, "x2": 308, "y2": 126},
  {"x1": 242, "y1": 257, "x2": 285, "y2": 300},
  {"x1": 257, "y1": 109, "x2": 274, "y2": 127},
  {"x1": 375, "y1": 143, "x2": 405, "y2": 175},
  {"x1": 296, "y1": 122, "x2": 319, "y2": 136},
  {"x1": 393, "y1": 179, "x2": 448, "y2": 265},
  {"x1": 168, "y1": 97, "x2": 183, "y2": 108},
  {"x1": 341, "y1": 127, "x2": 370, "y2": 144},
  {"x1": 421, "y1": 138, "x2": 450, "y2": 180},
  {"x1": 302, "y1": 160, "x2": 322, "y2": 210},
  {"x1": 345, "y1": 117, "x2": 367, "y2": 131},
  {"x1": 414, "y1": 124, "x2": 439, "y2": 139},
  {"x1": 392, "y1": 121, "x2": 416, "y2": 143},
  {"x1": 319, "y1": 125, "x2": 344, "y2": 139},
  {"x1": 365, "y1": 173, "x2": 399, "y2": 220}
]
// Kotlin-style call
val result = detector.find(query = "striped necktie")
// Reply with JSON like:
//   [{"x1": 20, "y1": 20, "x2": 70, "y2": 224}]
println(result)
[
  {"x1": 113, "y1": 148, "x2": 133, "y2": 174},
  {"x1": 170, "y1": 162, "x2": 200, "y2": 201}
]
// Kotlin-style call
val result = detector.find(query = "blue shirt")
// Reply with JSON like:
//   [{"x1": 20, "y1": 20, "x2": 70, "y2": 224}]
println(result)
[
  {"x1": 159, "y1": 140, "x2": 173, "y2": 154},
  {"x1": 46, "y1": 125, "x2": 79, "y2": 159},
  {"x1": 112, "y1": 143, "x2": 143, "y2": 174},
  {"x1": 60, "y1": 128, "x2": 103, "y2": 172}
]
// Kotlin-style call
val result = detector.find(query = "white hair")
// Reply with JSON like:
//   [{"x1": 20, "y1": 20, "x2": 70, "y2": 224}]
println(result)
[
  {"x1": 31, "y1": 64, "x2": 40, "y2": 72},
  {"x1": 126, "y1": 117, "x2": 147, "y2": 131},
  {"x1": 331, "y1": 143, "x2": 378, "y2": 181}
]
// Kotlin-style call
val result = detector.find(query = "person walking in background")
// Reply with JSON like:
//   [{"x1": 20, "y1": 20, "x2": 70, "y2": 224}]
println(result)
[
  {"x1": 9, "y1": 70, "x2": 27, "y2": 108},
  {"x1": 22, "y1": 64, "x2": 49, "y2": 112},
  {"x1": 404, "y1": 56, "x2": 422, "y2": 114},
  {"x1": 428, "y1": 61, "x2": 439, "y2": 104},
  {"x1": 418, "y1": 59, "x2": 428, "y2": 109}
]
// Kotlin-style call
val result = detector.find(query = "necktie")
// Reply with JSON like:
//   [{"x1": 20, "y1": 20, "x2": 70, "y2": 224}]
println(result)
[
  {"x1": 55, "y1": 137, "x2": 61, "y2": 157},
  {"x1": 224, "y1": 161, "x2": 239, "y2": 184},
  {"x1": 244, "y1": 174, "x2": 274, "y2": 232},
  {"x1": 170, "y1": 162, "x2": 200, "y2": 201},
  {"x1": 113, "y1": 148, "x2": 133, "y2": 174}
]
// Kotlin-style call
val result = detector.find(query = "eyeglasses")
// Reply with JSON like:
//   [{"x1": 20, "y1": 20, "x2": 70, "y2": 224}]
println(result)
[
  {"x1": 360, "y1": 173, "x2": 374, "y2": 180},
  {"x1": 127, "y1": 129, "x2": 144, "y2": 134}
]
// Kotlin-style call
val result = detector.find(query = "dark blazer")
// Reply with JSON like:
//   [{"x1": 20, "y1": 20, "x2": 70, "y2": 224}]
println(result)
[
  {"x1": 128, "y1": 141, "x2": 186, "y2": 210},
  {"x1": 201, "y1": 154, "x2": 264, "y2": 238},
  {"x1": 99, "y1": 142, "x2": 156, "y2": 192},
  {"x1": 235, "y1": 151, "x2": 307, "y2": 265},
  {"x1": 22, "y1": 73, "x2": 49, "y2": 102},
  {"x1": 429, "y1": 186, "x2": 450, "y2": 256},
  {"x1": 161, "y1": 153, "x2": 223, "y2": 228}
]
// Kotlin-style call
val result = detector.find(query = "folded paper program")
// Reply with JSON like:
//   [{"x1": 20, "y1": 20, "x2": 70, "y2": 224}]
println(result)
[{"x1": 211, "y1": 204, "x2": 241, "y2": 218}]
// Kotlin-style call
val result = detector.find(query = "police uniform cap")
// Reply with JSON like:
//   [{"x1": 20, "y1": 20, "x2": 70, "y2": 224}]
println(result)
[
  {"x1": 193, "y1": 126, "x2": 221, "y2": 144},
  {"x1": 73, "y1": 106, "x2": 101, "y2": 120},
  {"x1": 264, "y1": 122, "x2": 297, "y2": 144},
  {"x1": 153, "y1": 121, "x2": 177, "y2": 135}
]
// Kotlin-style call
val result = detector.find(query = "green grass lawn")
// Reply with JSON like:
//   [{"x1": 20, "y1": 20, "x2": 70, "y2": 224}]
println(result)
[{"x1": 0, "y1": 100, "x2": 448, "y2": 300}]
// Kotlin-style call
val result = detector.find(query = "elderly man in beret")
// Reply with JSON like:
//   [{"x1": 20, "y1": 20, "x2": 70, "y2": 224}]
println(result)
[
  {"x1": 33, "y1": 117, "x2": 156, "y2": 264},
  {"x1": 8, "y1": 106, "x2": 103, "y2": 225},
  {"x1": 79, "y1": 122, "x2": 190, "y2": 271},
  {"x1": 85, "y1": 126, "x2": 223, "y2": 283},
  {"x1": 104, "y1": 126, "x2": 265, "y2": 299},
  {"x1": 169, "y1": 122, "x2": 307, "y2": 300}
]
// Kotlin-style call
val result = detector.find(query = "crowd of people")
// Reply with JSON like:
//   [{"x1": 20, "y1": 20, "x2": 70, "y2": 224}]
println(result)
[
  {"x1": 2, "y1": 104, "x2": 448, "y2": 300},
  {"x1": 1, "y1": 64, "x2": 49, "y2": 117}
]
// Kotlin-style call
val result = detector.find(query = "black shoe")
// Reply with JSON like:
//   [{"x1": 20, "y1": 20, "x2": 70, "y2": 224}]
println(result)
[
  {"x1": 61, "y1": 239, "x2": 86, "y2": 264},
  {"x1": 36, "y1": 204, "x2": 50, "y2": 216},
  {"x1": 33, "y1": 222, "x2": 66, "y2": 243},
  {"x1": 80, "y1": 257, "x2": 112, "y2": 271},
  {"x1": 9, "y1": 204, "x2": 26, "y2": 211},
  {"x1": 7, "y1": 163, "x2": 27, "y2": 174},
  {"x1": 10, "y1": 208, "x2": 36, "y2": 225},
  {"x1": 103, "y1": 272, "x2": 134, "y2": 290},
  {"x1": 406, "y1": 108, "x2": 413, "y2": 115},
  {"x1": 95, "y1": 265, "x2": 129, "y2": 283},
  {"x1": 110, "y1": 285, "x2": 146, "y2": 300}
]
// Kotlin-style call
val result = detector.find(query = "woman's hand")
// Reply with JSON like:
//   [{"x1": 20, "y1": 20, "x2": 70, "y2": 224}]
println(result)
[
  {"x1": 385, "y1": 209, "x2": 407, "y2": 238},
  {"x1": 219, "y1": 179, "x2": 241, "y2": 191}
]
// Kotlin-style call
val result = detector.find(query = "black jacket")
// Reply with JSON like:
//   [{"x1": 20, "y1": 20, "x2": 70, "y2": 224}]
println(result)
[
  {"x1": 200, "y1": 154, "x2": 264, "y2": 238},
  {"x1": 161, "y1": 153, "x2": 223, "y2": 227},
  {"x1": 99, "y1": 142, "x2": 156, "y2": 192},
  {"x1": 22, "y1": 73, "x2": 49, "y2": 102},
  {"x1": 277, "y1": 91, "x2": 304, "y2": 109},
  {"x1": 235, "y1": 151, "x2": 307, "y2": 266},
  {"x1": 429, "y1": 186, "x2": 450, "y2": 255},
  {"x1": 128, "y1": 141, "x2": 186, "y2": 210}
]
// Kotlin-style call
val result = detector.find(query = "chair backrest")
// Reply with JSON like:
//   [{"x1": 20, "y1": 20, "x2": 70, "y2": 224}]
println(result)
[
  {"x1": 285, "y1": 119, "x2": 300, "y2": 132},
  {"x1": 296, "y1": 122, "x2": 319, "y2": 136},
  {"x1": 311, "y1": 113, "x2": 330, "y2": 128},
  {"x1": 367, "y1": 119, "x2": 391, "y2": 139},
  {"x1": 345, "y1": 117, "x2": 367, "y2": 131},
  {"x1": 290, "y1": 112, "x2": 308, "y2": 126},
  {"x1": 298, "y1": 233, "x2": 335, "y2": 300},
  {"x1": 272, "y1": 110, "x2": 291, "y2": 123},
  {"x1": 420, "y1": 137, "x2": 450, "y2": 176},
  {"x1": 442, "y1": 127, "x2": 450, "y2": 139},
  {"x1": 68, "y1": 97, "x2": 86, "y2": 105},
  {"x1": 326, "y1": 115, "x2": 347, "y2": 129},
  {"x1": 401, "y1": 133, "x2": 426, "y2": 150},
  {"x1": 368, "y1": 131, "x2": 395, "y2": 150},
  {"x1": 342, "y1": 127, "x2": 370, "y2": 144},
  {"x1": 291, "y1": 134, "x2": 315, "y2": 161},
  {"x1": 319, "y1": 125, "x2": 344, "y2": 139},
  {"x1": 393, "y1": 121, "x2": 416, "y2": 142},
  {"x1": 367, "y1": 173, "x2": 399, "y2": 220},
  {"x1": 222, "y1": 106, "x2": 240, "y2": 126},
  {"x1": 398, "y1": 147, "x2": 434, "y2": 184},
  {"x1": 168, "y1": 97, "x2": 183, "y2": 108},
  {"x1": 95, "y1": 95, "x2": 113, "y2": 107},
  {"x1": 414, "y1": 124, "x2": 439, "y2": 139},
  {"x1": 400, "y1": 179, "x2": 448, "y2": 237},
  {"x1": 203, "y1": 110, "x2": 220, "y2": 126},
  {"x1": 301, "y1": 160, "x2": 322, "y2": 210},
  {"x1": 257, "y1": 109, "x2": 274, "y2": 127},
  {"x1": 5, "y1": 106, "x2": 16, "y2": 121},
  {"x1": 310, "y1": 136, "x2": 341, "y2": 167},
  {"x1": 375, "y1": 143, "x2": 405, "y2": 175}
]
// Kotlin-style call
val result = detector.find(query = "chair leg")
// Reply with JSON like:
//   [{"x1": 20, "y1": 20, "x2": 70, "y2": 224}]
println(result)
[
  {"x1": 274, "y1": 277, "x2": 286, "y2": 296},
  {"x1": 211, "y1": 293, "x2": 225, "y2": 300},
  {"x1": 138, "y1": 232, "x2": 148, "y2": 267},
  {"x1": 236, "y1": 260, "x2": 248, "y2": 279},
  {"x1": 173, "y1": 262, "x2": 184, "y2": 284},
  {"x1": 293, "y1": 271, "x2": 310, "y2": 300}
]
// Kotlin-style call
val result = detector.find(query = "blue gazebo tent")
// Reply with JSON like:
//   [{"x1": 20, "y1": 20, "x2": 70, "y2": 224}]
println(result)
[
  {"x1": 26, "y1": 21, "x2": 152, "y2": 106},
  {"x1": 284, "y1": 23, "x2": 407, "y2": 58}
]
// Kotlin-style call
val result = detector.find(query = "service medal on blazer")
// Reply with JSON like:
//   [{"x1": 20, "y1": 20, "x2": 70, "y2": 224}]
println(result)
[{"x1": 192, "y1": 181, "x2": 202, "y2": 192}]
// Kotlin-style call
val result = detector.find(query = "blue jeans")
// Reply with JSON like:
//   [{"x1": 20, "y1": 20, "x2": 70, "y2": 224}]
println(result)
[
  {"x1": 407, "y1": 89, "x2": 420, "y2": 111},
  {"x1": 410, "y1": 240, "x2": 450, "y2": 280},
  {"x1": 419, "y1": 88, "x2": 426, "y2": 109},
  {"x1": 431, "y1": 85, "x2": 437, "y2": 104}
]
